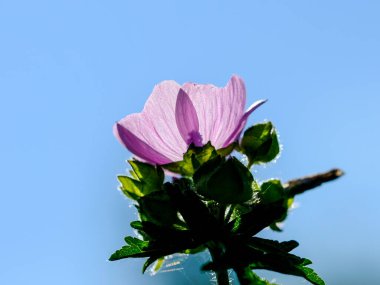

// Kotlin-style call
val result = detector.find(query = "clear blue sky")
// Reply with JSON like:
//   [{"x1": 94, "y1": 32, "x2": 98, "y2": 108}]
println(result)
[{"x1": 1, "y1": 1, "x2": 379, "y2": 284}]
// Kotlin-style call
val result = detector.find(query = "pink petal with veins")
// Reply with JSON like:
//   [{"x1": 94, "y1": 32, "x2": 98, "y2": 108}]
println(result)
[
  {"x1": 114, "y1": 123, "x2": 171, "y2": 164},
  {"x1": 182, "y1": 75, "x2": 246, "y2": 149},
  {"x1": 222, "y1": 99, "x2": 267, "y2": 147},
  {"x1": 114, "y1": 75, "x2": 266, "y2": 165},
  {"x1": 175, "y1": 89, "x2": 202, "y2": 146},
  {"x1": 115, "y1": 80, "x2": 187, "y2": 162}
]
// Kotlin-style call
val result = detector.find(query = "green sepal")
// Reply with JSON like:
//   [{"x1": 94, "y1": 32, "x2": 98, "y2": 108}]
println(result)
[
  {"x1": 217, "y1": 142, "x2": 237, "y2": 157},
  {"x1": 259, "y1": 179, "x2": 285, "y2": 204},
  {"x1": 240, "y1": 122, "x2": 280, "y2": 167},
  {"x1": 162, "y1": 142, "x2": 218, "y2": 176},
  {"x1": 194, "y1": 157, "x2": 254, "y2": 204}
]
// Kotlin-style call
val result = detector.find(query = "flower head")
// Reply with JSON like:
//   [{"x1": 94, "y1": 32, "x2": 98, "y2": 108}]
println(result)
[{"x1": 114, "y1": 75, "x2": 266, "y2": 165}]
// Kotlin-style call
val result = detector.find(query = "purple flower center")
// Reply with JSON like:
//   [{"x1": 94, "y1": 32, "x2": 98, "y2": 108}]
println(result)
[{"x1": 187, "y1": 131, "x2": 203, "y2": 146}]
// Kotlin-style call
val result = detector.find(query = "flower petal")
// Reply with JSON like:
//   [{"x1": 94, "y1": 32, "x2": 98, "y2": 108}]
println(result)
[
  {"x1": 114, "y1": 123, "x2": 172, "y2": 165},
  {"x1": 142, "y1": 81, "x2": 188, "y2": 160},
  {"x1": 222, "y1": 99, "x2": 267, "y2": 147},
  {"x1": 115, "y1": 80, "x2": 187, "y2": 163},
  {"x1": 181, "y1": 75, "x2": 246, "y2": 149},
  {"x1": 175, "y1": 89, "x2": 202, "y2": 146}
]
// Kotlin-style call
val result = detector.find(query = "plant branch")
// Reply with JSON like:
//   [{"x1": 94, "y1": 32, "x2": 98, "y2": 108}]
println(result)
[
  {"x1": 208, "y1": 243, "x2": 230, "y2": 285},
  {"x1": 284, "y1": 168, "x2": 344, "y2": 197}
]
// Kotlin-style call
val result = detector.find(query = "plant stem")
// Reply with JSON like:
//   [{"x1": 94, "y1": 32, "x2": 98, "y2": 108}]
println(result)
[
  {"x1": 208, "y1": 244, "x2": 230, "y2": 285},
  {"x1": 284, "y1": 168, "x2": 344, "y2": 196},
  {"x1": 215, "y1": 268, "x2": 230, "y2": 285}
]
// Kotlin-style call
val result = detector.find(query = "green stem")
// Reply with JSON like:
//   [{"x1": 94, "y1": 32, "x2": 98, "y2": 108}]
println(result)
[
  {"x1": 208, "y1": 244, "x2": 230, "y2": 285},
  {"x1": 215, "y1": 268, "x2": 230, "y2": 285}
]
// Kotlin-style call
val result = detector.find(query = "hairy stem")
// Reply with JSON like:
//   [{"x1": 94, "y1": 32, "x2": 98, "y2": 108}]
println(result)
[{"x1": 208, "y1": 243, "x2": 230, "y2": 285}]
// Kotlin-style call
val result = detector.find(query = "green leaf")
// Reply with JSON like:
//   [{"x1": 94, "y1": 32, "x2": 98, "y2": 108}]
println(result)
[
  {"x1": 118, "y1": 175, "x2": 143, "y2": 200},
  {"x1": 138, "y1": 191, "x2": 179, "y2": 226},
  {"x1": 109, "y1": 237, "x2": 150, "y2": 261},
  {"x1": 234, "y1": 267, "x2": 279, "y2": 285},
  {"x1": 118, "y1": 161, "x2": 164, "y2": 200},
  {"x1": 248, "y1": 249, "x2": 325, "y2": 285},
  {"x1": 165, "y1": 180, "x2": 219, "y2": 238},
  {"x1": 162, "y1": 142, "x2": 218, "y2": 176},
  {"x1": 229, "y1": 200, "x2": 287, "y2": 236},
  {"x1": 194, "y1": 157, "x2": 254, "y2": 204},
  {"x1": 130, "y1": 221, "x2": 143, "y2": 230},
  {"x1": 129, "y1": 160, "x2": 164, "y2": 190},
  {"x1": 250, "y1": 275, "x2": 278, "y2": 285},
  {"x1": 130, "y1": 221, "x2": 195, "y2": 245},
  {"x1": 258, "y1": 180, "x2": 295, "y2": 230},
  {"x1": 298, "y1": 267, "x2": 325, "y2": 285},
  {"x1": 249, "y1": 237, "x2": 299, "y2": 253},
  {"x1": 240, "y1": 122, "x2": 280, "y2": 167},
  {"x1": 110, "y1": 234, "x2": 200, "y2": 263},
  {"x1": 269, "y1": 223, "x2": 282, "y2": 232},
  {"x1": 201, "y1": 235, "x2": 324, "y2": 285}
]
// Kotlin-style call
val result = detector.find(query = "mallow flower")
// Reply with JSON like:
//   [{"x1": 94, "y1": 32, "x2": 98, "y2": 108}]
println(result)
[{"x1": 114, "y1": 75, "x2": 266, "y2": 165}]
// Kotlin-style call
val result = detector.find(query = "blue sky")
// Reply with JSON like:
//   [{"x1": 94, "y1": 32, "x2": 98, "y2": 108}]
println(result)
[{"x1": 1, "y1": 1, "x2": 379, "y2": 284}]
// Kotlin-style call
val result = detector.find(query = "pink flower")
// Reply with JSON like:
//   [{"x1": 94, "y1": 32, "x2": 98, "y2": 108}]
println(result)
[{"x1": 114, "y1": 75, "x2": 266, "y2": 165}]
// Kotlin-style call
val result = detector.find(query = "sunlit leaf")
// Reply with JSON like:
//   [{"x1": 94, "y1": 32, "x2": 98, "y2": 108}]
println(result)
[
  {"x1": 118, "y1": 160, "x2": 164, "y2": 200},
  {"x1": 118, "y1": 175, "x2": 143, "y2": 200},
  {"x1": 109, "y1": 237, "x2": 150, "y2": 261},
  {"x1": 129, "y1": 159, "x2": 164, "y2": 191}
]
